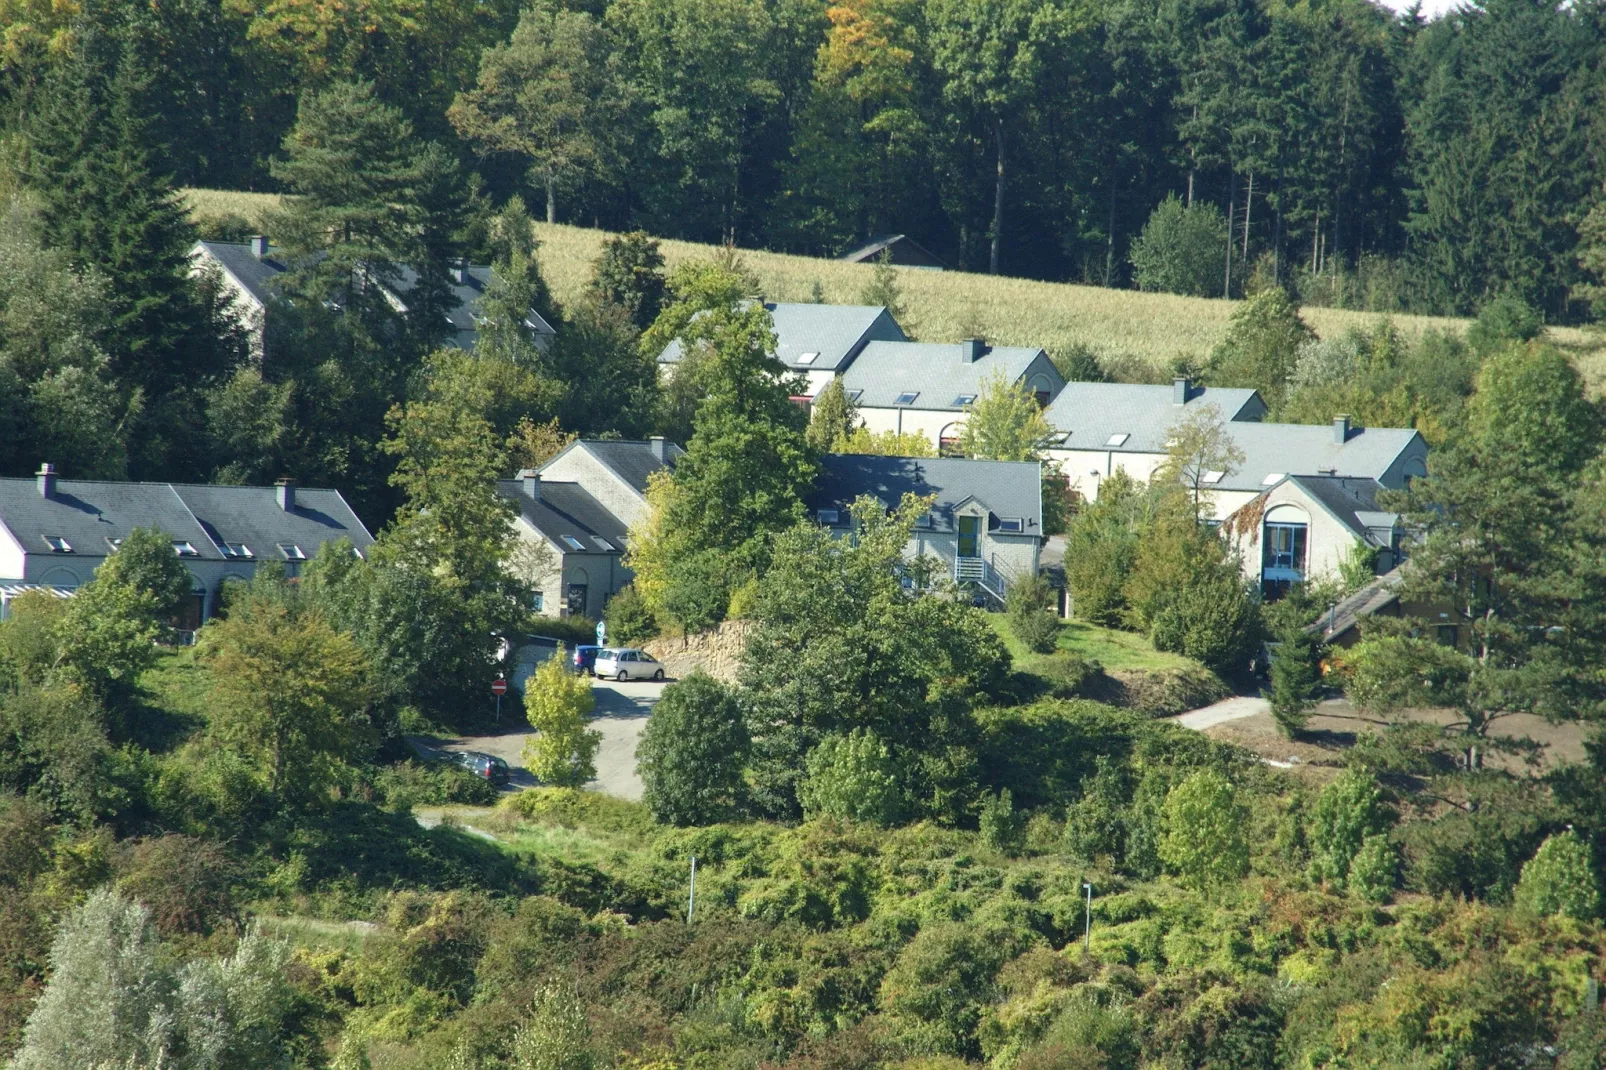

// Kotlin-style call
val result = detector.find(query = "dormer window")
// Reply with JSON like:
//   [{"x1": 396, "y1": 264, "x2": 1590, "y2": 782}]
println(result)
[
  {"x1": 894, "y1": 391, "x2": 919, "y2": 405},
  {"x1": 1105, "y1": 433, "x2": 1130, "y2": 447},
  {"x1": 173, "y1": 541, "x2": 199, "y2": 557},
  {"x1": 997, "y1": 518, "x2": 1024, "y2": 533},
  {"x1": 797, "y1": 351, "x2": 820, "y2": 365},
  {"x1": 277, "y1": 543, "x2": 306, "y2": 561},
  {"x1": 42, "y1": 535, "x2": 71, "y2": 553},
  {"x1": 223, "y1": 542, "x2": 254, "y2": 559},
  {"x1": 817, "y1": 508, "x2": 841, "y2": 526}
]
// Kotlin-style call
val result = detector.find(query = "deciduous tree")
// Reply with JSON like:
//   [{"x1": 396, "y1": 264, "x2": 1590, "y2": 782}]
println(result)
[{"x1": 521, "y1": 653, "x2": 600, "y2": 788}]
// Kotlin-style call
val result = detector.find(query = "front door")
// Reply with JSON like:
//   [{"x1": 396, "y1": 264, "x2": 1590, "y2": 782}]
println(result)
[{"x1": 957, "y1": 515, "x2": 981, "y2": 558}]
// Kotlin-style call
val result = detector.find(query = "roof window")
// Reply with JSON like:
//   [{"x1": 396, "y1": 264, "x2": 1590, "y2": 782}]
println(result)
[
  {"x1": 847, "y1": 389, "x2": 864, "y2": 402},
  {"x1": 797, "y1": 351, "x2": 820, "y2": 365},
  {"x1": 104, "y1": 536, "x2": 123, "y2": 552},
  {"x1": 1105, "y1": 433, "x2": 1130, "y2": 447},
  {"x1": 953, "y1": 393, "x2": 977, "y2": 406},
  {"x1": 223, "y1": 542, "x2": 254, "y2": 559},
  {"x1": 997, "y1": 518, "x2": 1024, "y2": 533},
  {"x1": 173, "y1": 541, "x2": 199, "y2": 557},
  {"x1": 562, "y1": 535, "x2": 586, "y2": 551},
  {"x1": 1201, "y1": 470, "x2": 1226, "y2": 485},
  {"x1": 592, "y1": 537, "x2": 615, "y2": 552},
  {"x1": 817, "y1": 508, "x2": 841, "y2": 526},
  {"x1": 894, "y1": 391, "x2": 920, "y2": 405},
  {"x1": 277, "y1": 543, "x2": 306, "y2": 560},
  {"x1": 42, "y1": 535, "x2": 71, "y2": 553},
  {"x1": 1261, "y1": 472, "x2": 1285, "y2": 485}
]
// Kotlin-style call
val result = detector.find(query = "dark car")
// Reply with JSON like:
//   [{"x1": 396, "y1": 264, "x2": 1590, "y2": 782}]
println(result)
[
  {"x1": 571, "y1": 645, "x2": 602, "y2": 675},
  {"x1": 450, "y1": 750, "x2": 511, "y2": 785}
]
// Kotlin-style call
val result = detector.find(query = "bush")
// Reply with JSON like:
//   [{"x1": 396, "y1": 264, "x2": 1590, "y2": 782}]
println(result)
[
  {"x1": 1159, "y1": 770, "x2": 1249, "y2": 893},
  {"x1": 800, "y1": 730, "x2": 906, "y2": 827},
  {"x1": 637, "y1": 672, "x2": 749, "y2": 826},
  {"x1": 1514, "y1": 831, "x2": 1599, "y2": 919},
  {"x1": 113, "y1": 834, "x2": 240, "y2": 941},
  {"x1": 979, "y1": 788, "x2": 1027, "y2": 857},
  {"x1": 603, "y1": 586, "x2": 657, "y2": 646},
  {"x1": 1007, "y1": 573, "x2": 1060, "y2": 654},
  {"x1": 532, "y1": 615, "x2": 601, "y2": 648},
  {"x1": 522, "y1": 653, "x2": 601, "y2": 788},
  {"x1": 374, "y1": 758, "x2": 501, "y2": 810},
  {"x1": 1347, "y1": 833, "x2": 1399, "y2": 904},
  {"x1": 1129, "y1": 194, "x2": 1229, "y2": 298},
  {"x1": 1309, "y1": 771, "x2": 1392, "y2": 892},
  {"x1": 1267, "y1": 620, "x2": 1320, "y2": 737},
  {"x1": 1147, "y1": 571, "x2": 1259, "y2": 675},
  {"x1": 1038, "y1": 652, "x2": 1102, "y2": 698}
]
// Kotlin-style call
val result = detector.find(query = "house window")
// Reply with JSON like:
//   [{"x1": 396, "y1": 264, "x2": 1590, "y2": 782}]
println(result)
[
  {"x1": 562, "y1": 535, "x2": 586, "y2": 551},
  {"x1": 894, "y1": 391, "x2": 919, "y2": 405},
  {"x1": 817, "y1": 508, "x2": 840, "y2": 526},
  {"x1": 173, "y1": 541, "x2": 199, "y2": 557},
  {"x1": 592, "y1": 537, "x2": 616, "y2": 552},
  {"x1": 223, "y1": 543, "x2": 253, "y2": 559},
  {"x1": 532, "y1": 591, "x2": 544, "y2": 612},
  {"x1": 1105, "y1": 433, "x2": 1129, "y2": 447},
  {"x1": 1436, "y1": 624, "x2": 1458, "y2": 647},
  {"x1": 848, "y1": 389, "x2": 864, "y2": 402},
  {"x1": 277, "y1": 543, "x2": 306, "y2": 561},
  {"x1": 797, "y1": 351, "x2": 820, "y2": 365},
  {"x1": 1201, "y1": 470, "x2": 1226, "y2": 484},
  {"x1": 42, "y1": 535, "x2": 72, "y2": 553},
  {"x1": 958, "y1": 515, "x2": 981, "y2": 558},
  {"x1": 997, "y1": 518, "x2": 1023, "y2": 533},
  {"x1": 953, "y1": 393, "x2": 977, "y2": 406},
  {"x1": 352, "y1": 546, "x2": 365, "y2": 560},
  {"x1": 104, "y1": 537, "x2": 122, "y2": 552},
  {"x1": 1262, "y1": 523, "x2": 1307, "y2": 578}
]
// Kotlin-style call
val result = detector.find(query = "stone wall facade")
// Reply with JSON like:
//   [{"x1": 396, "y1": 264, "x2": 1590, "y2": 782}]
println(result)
[{"x1": 644, "y1": 620, "x2": 753, "y2": 683}]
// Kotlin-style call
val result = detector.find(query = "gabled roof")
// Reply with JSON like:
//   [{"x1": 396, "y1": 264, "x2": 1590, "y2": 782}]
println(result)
[
  {"x1": 497, "y1": 480, "x2": 629, "y2": 552},
  {"x1": 389, "y1": 264, "x2": 557, "y2": 342},
  {"x1": 1044, "y1": 382, "x2": 1266, "y2": 453},
  {"x1": 195, "y1": 240, "x2": 290, "y2": 307},
  {"x1": 839, "y1": 234, "x2": 949, "y2": 269},
  {"x1": 0, "y1": 477, "x2": 373, "y2": 567},
  {"x1": 1310, "y1": 565, "x2": 1405, "y2": 643},
  {"x1": 841, "y1": 341, "x2": 1060, "y2": 411},
  {"x1": 657, "y1": 302, "x2": 905, "y2": 373},
  {"x1": 540, "y1": 439, "x2": 683, "y2": 496},
  {"x1": 1220, "y1": 422, "x2": 1424, "y2": 493},
  {"x1": 807, "y1": 454, "x2": 1043, "y2": 535},
  {"x1": 1278, "y1": 475, "x2": 1400, "y2": 546}
]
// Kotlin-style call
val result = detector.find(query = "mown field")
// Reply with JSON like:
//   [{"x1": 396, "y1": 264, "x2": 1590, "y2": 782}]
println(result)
[{"x1": 183, "y1": 187, "x2": 1606, "y2": 385}]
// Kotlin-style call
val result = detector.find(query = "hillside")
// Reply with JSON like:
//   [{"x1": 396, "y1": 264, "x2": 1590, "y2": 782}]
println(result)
[{"x1": 183, "y1": 188, "x2": 1606, "y2": 389}]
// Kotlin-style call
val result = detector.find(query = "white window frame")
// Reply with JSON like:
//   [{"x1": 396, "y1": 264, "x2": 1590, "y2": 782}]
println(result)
[
  {"x1": 173, "y1": 541, "x2": 199, "y2": 557},
  {"x1": 277, "y1": 543, "x2": 306, "y2": 561},
  {"x1": 1105, "y1": 433, "x2": 1130, "y2": 447},
  {"x1": 893, "y1": 391, "x2": 919, "y2": 405}
]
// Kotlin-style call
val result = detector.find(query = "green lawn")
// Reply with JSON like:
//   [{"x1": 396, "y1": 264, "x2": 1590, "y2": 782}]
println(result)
[{"x1": 990, "y1": 614, "x2": 1195, "y2": 674}]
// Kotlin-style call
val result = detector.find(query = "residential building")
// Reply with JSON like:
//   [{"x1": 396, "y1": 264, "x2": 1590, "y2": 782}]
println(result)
[
  {"x1": 500, "y1": 438, "x2": 683, "y2": 619},
  {"x1": 1203, "y1": 416, "x2": 1427, "y2": 522},
  {"x1": 191, "y1": 238, "x2": 557, "y2": 358},
  {"x1": 844, "y1": 338, "x2": 1065, "y2": 453},
  {"x1": 1043, "y1": 377, "x2": 1267, "y2": 502},
  {"x1": 0, "y1": 465, "x2": 373, "y2": 625},
  {"x1": 1224, "y1": 474, "x2": 1404, "y2": 599},
  {"x1": 838, "y1": 234, "x2": 949, "y2": 270},
  {"x1": 655, "y1": 302, "x2": 906, "y2": 398},
  {"x1": 806, "y1": 453, "x2": 1044, "y2": 605}
]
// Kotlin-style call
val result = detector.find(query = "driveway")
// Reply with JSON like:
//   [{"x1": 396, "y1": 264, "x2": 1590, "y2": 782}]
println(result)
[{"x1": 406, "y1": 677, "x2": 664, "y2": 801}]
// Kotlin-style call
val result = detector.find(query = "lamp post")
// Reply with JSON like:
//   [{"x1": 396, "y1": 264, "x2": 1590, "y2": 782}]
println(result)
[{"x1": 1083, "y1": 882, "x2": 1093, "y2": 952}]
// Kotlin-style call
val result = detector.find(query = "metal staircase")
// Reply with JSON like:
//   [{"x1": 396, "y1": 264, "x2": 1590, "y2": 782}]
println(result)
[{"x1": 954, "y1": 554, "x2": 1009, "y2": 606}]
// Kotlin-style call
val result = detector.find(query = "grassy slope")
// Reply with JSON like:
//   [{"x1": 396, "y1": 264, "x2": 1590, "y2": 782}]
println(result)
[
  {"x1": 184, "y1": 187, "x2": 1606, "y2": 384},
  {"x1": 989, "y1": 614, "x2": 1192, "y2": 674}
]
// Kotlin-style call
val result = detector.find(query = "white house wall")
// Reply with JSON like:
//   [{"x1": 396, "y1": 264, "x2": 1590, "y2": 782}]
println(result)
[
  {"x1": 857, "y1": 407, "x2": 968, "y2": 449},
  {"x1": 538, "y1": 450, "x2": 653, "y2": 531},
  {"x1": 0, "y1": 524, "x2": 25, "y2": 583},
  {"x1": 1228, "y1": 485, "x2": 1366, "y2": 586},
  {"x1": 903, "y1": 530, "x2": 1040, "y2": 583},
  {"x1": 1044, "y1": 448, "x2": 1169, "y2": 503}
]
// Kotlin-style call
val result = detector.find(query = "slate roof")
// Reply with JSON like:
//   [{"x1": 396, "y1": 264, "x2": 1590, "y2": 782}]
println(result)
[
  {"x1": 553, "y1": 440, "x2": 683, "y2": 495},
  {"x1": 0, "y1": 477, "x2": 373, "y2": 571},
  {"x1": 808, "y1": 454, "x2": 1043, "y2": 535},
  {"x1": 1310, "y1": 565, "x2": 1406, "y2": 643},
  {"x1": 1220, "y1": 422, "x2": 1424, "y2": 493},
  {"x1": 1279, "y1": 475, "x2": 1400, "y2": 546},
  {"x1": 497, "y1": 481, "x2": 629, "y2": 553},
  {"x1": 657, "y1": 302, "x2": 905, "y2": 373},
  {"x1": 1044, "y1": 382, "x2": 1266, "y2": 453},
  {"x1": 841, "y1": 341, "x2": 1061, "y2": 410},
  {"x1": 389, "y1": 264, "x2": 557, "y2": 344},
  {"x1": 195, "y1": 240, "x2": 291, "y2": 306}
]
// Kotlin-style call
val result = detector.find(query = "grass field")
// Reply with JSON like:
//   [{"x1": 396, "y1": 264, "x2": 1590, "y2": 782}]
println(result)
[
  {"x1": 989, "y1": 614, "x2": 1193, "y2": 674},
  {"x1": 182, "y1": 187, "x2": 1606, "y2": 381}
]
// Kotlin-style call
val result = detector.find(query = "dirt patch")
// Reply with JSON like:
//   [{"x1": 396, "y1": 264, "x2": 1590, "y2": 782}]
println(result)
[{"x1": 643, "y1": 620, "x2": 752, "y2": 683}]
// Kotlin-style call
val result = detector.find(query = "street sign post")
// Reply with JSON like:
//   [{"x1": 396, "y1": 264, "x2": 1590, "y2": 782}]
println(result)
[
  {"x1": 491, "y1": 677, "x2": 507, "y2": 722},
  {"x1": 595, "y1": 621, "x2": 607, "y2": 646}
]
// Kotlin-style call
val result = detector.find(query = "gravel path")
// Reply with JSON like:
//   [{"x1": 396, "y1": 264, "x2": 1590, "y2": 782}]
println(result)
[{"x1": 1170, "y1": 695, "x2": 1270, "y2": 731}]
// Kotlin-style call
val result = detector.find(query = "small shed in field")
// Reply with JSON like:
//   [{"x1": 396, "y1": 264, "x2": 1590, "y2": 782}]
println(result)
[{"x1": 840, "y1": 234, "x2": 949, "y2": 270}]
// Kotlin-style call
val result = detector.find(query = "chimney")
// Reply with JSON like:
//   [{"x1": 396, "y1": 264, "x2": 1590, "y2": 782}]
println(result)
[
  {"x1": 1333, "y1": 414, "x2": 1351, "y2": 444},
  {"x1": 451, "y1": 260, "x2": 469, "y2": 285},
  {"x1": 36, "y1": 462, "x2": 56, "y2": 500},
  {"x1": 649, "y1": 436, "x2": 669, "y2": 463},
  {"x1": 275, "y1": 477, "x2": 295, "y2": 512},
  {"x1": 250, "y1": 235, "x2": 269, "y2": 259},
  {"x1": 1173, "y1": 376, "x2": 1191, "y2": 405},
  {"x1": 960, "y1": 337, "x2": 985, "y2": 363},
  {"x1": 520, "y1": 468, "x2": 541, "y2": 501}
]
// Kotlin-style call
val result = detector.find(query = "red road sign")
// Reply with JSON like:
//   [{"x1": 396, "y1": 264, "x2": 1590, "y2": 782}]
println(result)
[{"x1": 490, "y1": 678, "x2": 508, "y2": 696}]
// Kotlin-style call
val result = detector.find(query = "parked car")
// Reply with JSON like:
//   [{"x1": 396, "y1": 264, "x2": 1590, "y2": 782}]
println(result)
[
  {"x1": 449, "y1": 750, "x2": 511, "y2": 785},
  {"x1": 571, "y1": 644, "x2": 602, "y2": 675},
  {"x1": 593, "y1": 648, "x2": 665, "y2": 681}
]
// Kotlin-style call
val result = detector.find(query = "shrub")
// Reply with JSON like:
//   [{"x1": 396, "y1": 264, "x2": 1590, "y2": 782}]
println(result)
[
  {"x1": 1129, "y1": 194, "x2": 1229, "y2": 298},
  {"x1": 638, "y1": 672, "x2": 749, "y2": 826},
  {"x1": 1038, "y1": 652, "x2": 1102, "y2": 698},
  {"x1": 603, "y1": 586, "x2": 657, "y2": 646},
  {"x1": 512, "y1": 978, "x2": 594, "y2": 1070},
  {"x1": 1267, "y1": 619, "x2": 1320, "y2": 737},
  {"x1": 522, "y1": 653, "x2": 601, "y2": 788},
  {"x1": 800, "y1": 730, "x2": 906, "y2": 827},
  {"x1": 1147, "y1": 571, "x2": 1258, "y2": 675},
  {"x1": 979, "y1": 788, "x2": 1028, "y2": 857},
  {"x1": 532, "y1": 615, "x2": 601, "y2": 648},
  {"x1": 1007, "y1": 573, "x2": 1060, "y2": 655},
  {"x1": 1347, "y1": 833, "x2": 1399, "y2": 904},
  {"x1": 1514, "y1": 831, "x2": 1599, "y2": 919},
  {"x1": 1308, "y1": 770, "x2": 1391, "y2": 892},
  {"x1": 1159, "y1": 770, "x2": 1249, "y2": 893},
  {"x1": 113, "y1": 834, "x2": 240, "y2": 940},
  {"x1": 374, "y1": 758, "x2": 500, "y2": 810}
]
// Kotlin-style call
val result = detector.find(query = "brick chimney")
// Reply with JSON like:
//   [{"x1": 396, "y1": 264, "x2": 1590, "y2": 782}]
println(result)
[
  {"x1": 275, "y1": 477, "x2": 295, "y2": 512},
  {"x1": 1333, "y1": 414, "x2": 1351, "y2": 444},
  {"x1": 520, "y1": 468, "x2": 541, "y2": 501},
  {"x1": 960, "y1": 337, "x2": 985, "y2": 364},
  {"x1": 250, "y1": 235, "x2": 269, "y2": 259},
  {"x1": 36, "y1": 463, "x2": 56, "y2": 500},
  {"x1": 1173, "y1": 376, "x2": 1191, "y2": 405},
  {"x1": 649, "y1": 437, "x2": 669, "y2": 463}
]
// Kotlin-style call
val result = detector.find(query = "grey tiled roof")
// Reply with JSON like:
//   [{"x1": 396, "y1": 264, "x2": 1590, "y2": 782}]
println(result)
[
  {"x1": 1044, "y1": 382, "x2": 1266, "y2": 453},
  {"x1": 1311, "y1": 565, "x2": 1405, "y2": 643},
  {"x1": 1280, "y1": 475, "x2": 1399, "y2": 544},
  {"x1": 841, "y1": 341, "x2": 1062, "y2": 410},
  {"x1": 498, "y1": 481, "x2": 629, "y2": 552},
  {"x1": 559, "y1": 440, "x2": 683, "y2": 495},
  {"x1": 195, "y1": 241, "x2": 290, "y2": 306},
  {"x1": 657, "y1": 302, "x2": 905, "y2": 372},
  {"x1": 807, "y1": 454, "x2": 1043, "y2": 535},
  {"x1": 389, "y1": 264, "x2": 557, "y2": 345},
  {"x1": 1221, "y1": 422, "x2": 1424, "y2": 493},
  {"x1": 0, "y1": 477, "x2": 372, "y2": 571}
]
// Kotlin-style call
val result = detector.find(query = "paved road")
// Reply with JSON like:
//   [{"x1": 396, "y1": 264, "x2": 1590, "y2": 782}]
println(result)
[
  {"x1": 408, "y1": 677, "x2": 664, "y2": 801},
  {"x1": 1171, "y1": 695, "x2": 1269, "y2": 730}
]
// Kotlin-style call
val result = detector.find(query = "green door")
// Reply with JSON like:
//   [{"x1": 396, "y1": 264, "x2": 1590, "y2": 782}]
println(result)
[{"x1": 957, "y1": 515, "x2": 980, "y2": 558}]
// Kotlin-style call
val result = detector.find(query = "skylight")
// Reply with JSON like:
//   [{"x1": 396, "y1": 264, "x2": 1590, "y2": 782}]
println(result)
[
  {"x1": 894, "y1": 391, "x2": 919, "y2": 405},
  {"x1": 223, "y1": 542, "x2": 254, "y2": 559},
  {"x1": 592, "y1": 536, "x2": 616, "y2": 552},
  {"x1": 1105, "y1": 433, "x2": 1130, "y2": 447},
  {"x1": 277, "y1": 543, "x2": 306, "y2": 560},
  {"x1": 104, "y1": 536, "x2": 123, "y2": 552},
  {"x1": 797, "y1": 351, "x2": 820, "y2": 365},
  {"x1": 1201, "y1": 470, "x2": 1226, "y2": 485},
  {"x1": 848, "y1": 389, "x2": 864, "y2": 402},
  {"x1": 953, "y1": 393, "x2": 977, "y2": 407},
  {"x1": 562, "y1": 535, "x2": 586, "y2": 551},
  {"x1": 173, "y1": 541, "x2": 199, "y2": 557},
  {"x1": 42, "y1": 535, "x2": 71, "y2": 553},
  {"x1": 1261, "y1": 472, "x2": 1286, "y2": 485},
  {"x1": 817, "y1": 508, "x2": 841, "y2": 526}
]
